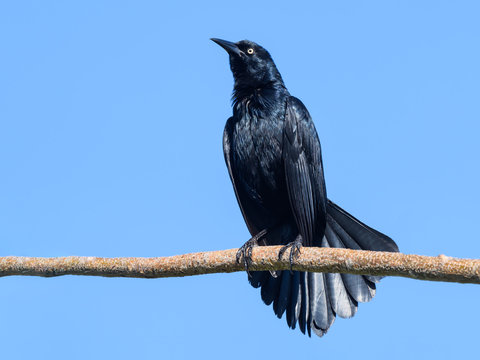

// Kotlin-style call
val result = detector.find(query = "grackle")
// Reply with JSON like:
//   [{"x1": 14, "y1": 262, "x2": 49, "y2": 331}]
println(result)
[{"x1": 212, "y1": 38, "x2": 399, "y2": 337}]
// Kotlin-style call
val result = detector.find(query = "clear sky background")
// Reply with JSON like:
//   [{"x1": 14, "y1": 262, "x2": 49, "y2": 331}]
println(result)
[{"x1": 1, "y1": 1, "x2": 479, "y2": 359}]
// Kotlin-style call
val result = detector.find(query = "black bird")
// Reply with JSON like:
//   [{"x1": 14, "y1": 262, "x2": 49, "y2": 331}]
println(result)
[{"x1": 212, "y1": 38, "x2": 399, "y2": 337}]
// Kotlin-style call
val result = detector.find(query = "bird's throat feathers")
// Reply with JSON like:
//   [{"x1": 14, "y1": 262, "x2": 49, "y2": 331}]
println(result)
[{"x1": 232, "y1": 80, "x2": 288, "y2": 115}]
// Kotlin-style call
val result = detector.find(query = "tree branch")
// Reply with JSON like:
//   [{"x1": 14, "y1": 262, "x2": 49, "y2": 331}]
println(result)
[{"x1": 1, "y1": 247, "x2": 479, "y2": 284}]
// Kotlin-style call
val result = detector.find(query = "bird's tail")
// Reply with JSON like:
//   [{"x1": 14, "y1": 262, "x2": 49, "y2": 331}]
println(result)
[{"x1": 249, "y1": 200, "x2": 399, "y2": 337}]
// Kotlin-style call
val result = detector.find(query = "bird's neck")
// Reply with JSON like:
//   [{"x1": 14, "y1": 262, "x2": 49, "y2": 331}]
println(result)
[{"x1": 232, "y1": 80, "x2": 287, "y2": 109}]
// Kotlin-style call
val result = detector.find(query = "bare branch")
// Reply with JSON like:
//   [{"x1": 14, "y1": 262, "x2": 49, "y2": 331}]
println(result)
[{"x1": 1, "y1": 247, "x2": 479, "y2": 284}]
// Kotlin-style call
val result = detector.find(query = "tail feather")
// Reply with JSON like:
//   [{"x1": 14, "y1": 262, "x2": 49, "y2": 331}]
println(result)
[
  {"x1": 249, "y1": 270, "x2": 267, "y2": 289},
  {"x1": 327, "y1": 200, "x2": 399, "y2": 253},
  {"x1": 309, "y1": 272, "x2": 335, "y2": 336},
  {"x1": 325, "y1": 220, "x2": 376, "y2": 301},
  {"x1": 273, "y1": 271, "x2": 291, "y2": 318},
  {"x1": 298, "y1": 272, "x2": 309, "y2": 334},
  {"x1": 325, "y1": 272, "x2": 358, "y2": 318},
  {"x1": 248, "y1": 200, "x2": 399, "y2": 337},
  {"x1": 322, "y1": 229, "x2": 359, "y2": 317},
  {"x1": 260, "y1": 272, "x2": 281, "y2": 305},
  {"x1": 286, "y1": 271, "x2": 301, "y2": 329}
]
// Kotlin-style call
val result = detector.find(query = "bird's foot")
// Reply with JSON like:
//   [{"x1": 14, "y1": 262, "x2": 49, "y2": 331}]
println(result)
[
  {"x1": 236, "y1": 229, "x2": 268, "y2": 275},
  {"x1": 278, "y1": 236, "x2": 303, "y2": 273}
]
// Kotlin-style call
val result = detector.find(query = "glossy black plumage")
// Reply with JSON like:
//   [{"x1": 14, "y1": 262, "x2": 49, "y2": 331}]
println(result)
[{"x1": 213, "y1": 38, "x2": 399, "y2": 337}]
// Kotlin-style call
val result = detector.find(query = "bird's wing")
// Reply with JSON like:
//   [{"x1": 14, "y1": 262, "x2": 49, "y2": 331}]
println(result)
[
  {"x1": 283, "y1": 97, "x2": 327, "y2": 246},
  {"x1": 223, "y1": 117, "x2": 259, "y2": 235}
]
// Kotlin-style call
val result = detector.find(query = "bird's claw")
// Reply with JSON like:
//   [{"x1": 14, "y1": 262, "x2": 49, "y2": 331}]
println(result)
[
  {"x1": 236, "y1": 229, "x2": 268, "y2": 276},
  {"x1": 278, "y1": 238, "x2": 303, "y2": 273},
  {"x1": 236, "y1": 239, "x2": 257, "y2": 272}
]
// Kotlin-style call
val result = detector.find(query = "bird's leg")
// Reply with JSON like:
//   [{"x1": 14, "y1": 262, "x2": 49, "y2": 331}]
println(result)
[
  {"x1": 236, "y1": 229, "x2": 268, "y2": 274},
  {"x1": 278, "y1": 235, "x2": 303, "y2": 273}
]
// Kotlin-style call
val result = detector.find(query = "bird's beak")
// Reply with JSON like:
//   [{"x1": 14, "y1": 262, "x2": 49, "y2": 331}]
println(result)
[{"x1": 211, "y1": 38, "x2": 243, "y2": 56}]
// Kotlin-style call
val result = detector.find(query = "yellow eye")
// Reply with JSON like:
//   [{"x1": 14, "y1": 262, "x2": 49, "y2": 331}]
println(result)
[{"x1": 247, "y1": 48, "x2": 254, "y2": 54}]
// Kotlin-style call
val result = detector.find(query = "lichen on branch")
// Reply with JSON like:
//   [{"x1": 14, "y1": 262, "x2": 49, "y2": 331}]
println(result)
[{"x1": 1, "y1": 247, "x2": 479, "y2": 284}]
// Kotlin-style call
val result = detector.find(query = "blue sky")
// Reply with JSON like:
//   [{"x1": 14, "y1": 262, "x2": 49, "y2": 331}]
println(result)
[{"x1": 1, "y1": 1, "x2": 479, "y2": 359}]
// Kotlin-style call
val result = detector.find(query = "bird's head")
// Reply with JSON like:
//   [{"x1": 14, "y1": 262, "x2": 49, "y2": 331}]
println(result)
[{"x1": 211, "y1": 38, "x2": 284, "y2": 91}]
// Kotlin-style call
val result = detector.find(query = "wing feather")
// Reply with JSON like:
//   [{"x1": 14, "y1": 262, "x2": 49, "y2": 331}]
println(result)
[
  {"x1": 223, "y1": 117, "x2": 259, "y2": 235},
  {"x1": 283, "y1": 97, "x2": 327, "y2": 246}
]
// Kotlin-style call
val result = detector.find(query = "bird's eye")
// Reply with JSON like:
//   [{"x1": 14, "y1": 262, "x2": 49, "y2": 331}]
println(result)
[{"x1": 247, "y1": 48, "x2": 254, "y2": 55}]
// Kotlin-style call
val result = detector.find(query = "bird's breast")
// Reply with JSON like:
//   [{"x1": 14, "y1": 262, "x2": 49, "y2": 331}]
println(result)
[{"x1": 232, "y1": 109, "x2": 285, "y2": 203}]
